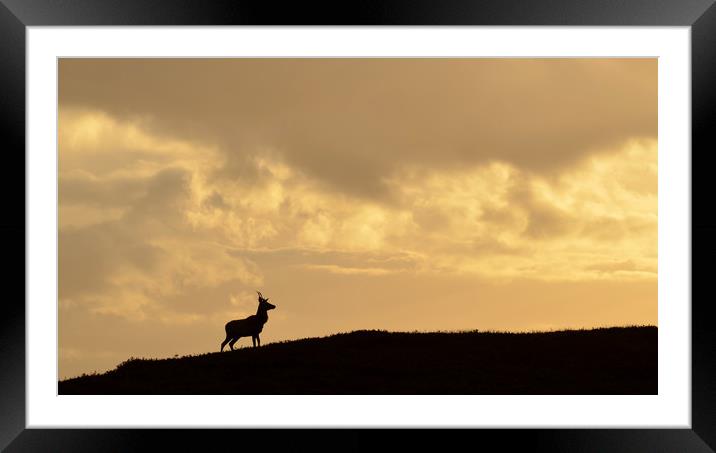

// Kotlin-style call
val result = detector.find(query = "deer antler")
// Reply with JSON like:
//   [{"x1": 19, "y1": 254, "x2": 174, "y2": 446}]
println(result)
[{"x1": 257, "y1": 291, "x2": 263, "y2": 299}]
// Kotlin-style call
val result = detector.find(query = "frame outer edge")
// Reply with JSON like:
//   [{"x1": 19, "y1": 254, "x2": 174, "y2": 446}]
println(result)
[
  {"x1": 0, "y1": 0, "x2": 716, "y2": 25},
  {"x1": 0, "y1": 1, "x2": 26, "y2": 452},
  {"x1": 4, "y1": 0, "x2": 716, "y2": 450},
  {"x1": 692, "y1": 1, "x2": 716, "y2": 451}
]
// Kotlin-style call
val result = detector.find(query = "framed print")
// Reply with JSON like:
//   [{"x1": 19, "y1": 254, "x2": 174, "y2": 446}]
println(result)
[{"x1": 3, "y1": 0, "x2": 716, "y2": 451}]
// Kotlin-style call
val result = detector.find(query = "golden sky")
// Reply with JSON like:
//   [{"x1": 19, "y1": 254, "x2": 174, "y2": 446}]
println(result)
[{"x1": 58, "y1": 58, "x2": 657, "y2": 379}]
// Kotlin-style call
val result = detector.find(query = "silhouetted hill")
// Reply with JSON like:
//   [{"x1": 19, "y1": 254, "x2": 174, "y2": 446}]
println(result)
[{"x1": 59, "y1": 326, "x2": 657, "y2": 394}]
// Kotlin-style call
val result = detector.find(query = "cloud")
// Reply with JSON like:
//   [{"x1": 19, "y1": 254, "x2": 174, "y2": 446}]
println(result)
[
  {"x1": 60, "y1": 110, "x2": 657, "y2": 311},
  {"x1": 585, "y1": 259, "x2": 656, "y2": 276},
  {"x1": 59, "y1": 114, "x2": 263, "y2": 321},
  {"x1": 59, "y1": 58, "x2": 656, "y2": 201},
  {"x1": 300, "y1": 264, "x2": 397, "y2": 276}
]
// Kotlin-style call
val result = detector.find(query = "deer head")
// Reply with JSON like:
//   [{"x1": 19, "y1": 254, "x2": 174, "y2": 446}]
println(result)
[{"x1": 257, "y1": 291, "x2": 276, "y2": 311}]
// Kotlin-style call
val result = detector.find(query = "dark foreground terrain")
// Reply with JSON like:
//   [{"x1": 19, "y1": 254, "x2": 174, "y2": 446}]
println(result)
[{"x1": 59, "y1": 326, "x2": 656, "y2": 394}]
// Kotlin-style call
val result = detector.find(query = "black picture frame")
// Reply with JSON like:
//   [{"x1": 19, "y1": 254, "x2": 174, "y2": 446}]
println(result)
[{"x1": 2, "y1": 1, "x2": 715, "y2": 451}]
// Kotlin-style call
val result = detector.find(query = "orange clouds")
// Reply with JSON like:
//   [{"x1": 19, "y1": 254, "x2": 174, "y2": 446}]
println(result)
[
  {"x1": 60, "y1": 108, "x2": 655, "y2": 317},
  {"x1": 59, "y1": 59, "x2": 656, "y2": 198}
]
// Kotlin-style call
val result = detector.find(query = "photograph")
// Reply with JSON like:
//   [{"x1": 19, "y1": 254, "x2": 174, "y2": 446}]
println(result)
[{"x1": 56, "y1": 57, "x2": 658, "y2": 395}]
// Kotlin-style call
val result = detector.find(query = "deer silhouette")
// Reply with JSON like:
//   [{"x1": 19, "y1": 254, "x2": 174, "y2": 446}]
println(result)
[{"x1": 221, "y1": 291, "x2": 276, "y2": 351}]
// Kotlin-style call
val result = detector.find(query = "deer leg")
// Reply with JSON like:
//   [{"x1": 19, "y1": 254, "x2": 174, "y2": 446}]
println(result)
[
  {"x1": 256, "y1": 335, "x2": 261, "y2": 347},
  {"x1": 251, "y1": 336, "x2": 256, "y2": 347},
  {"x1": 228, "y1": 338, "x2": 238, "y2": 351},
  {"x1": 220, "y1": 335, "x2": 230, "y2": 352}
]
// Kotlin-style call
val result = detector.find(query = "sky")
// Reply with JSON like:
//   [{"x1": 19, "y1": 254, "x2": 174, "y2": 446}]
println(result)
[{"x1": 58, "y1": 58, "x2": 657, "y2": 379}]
